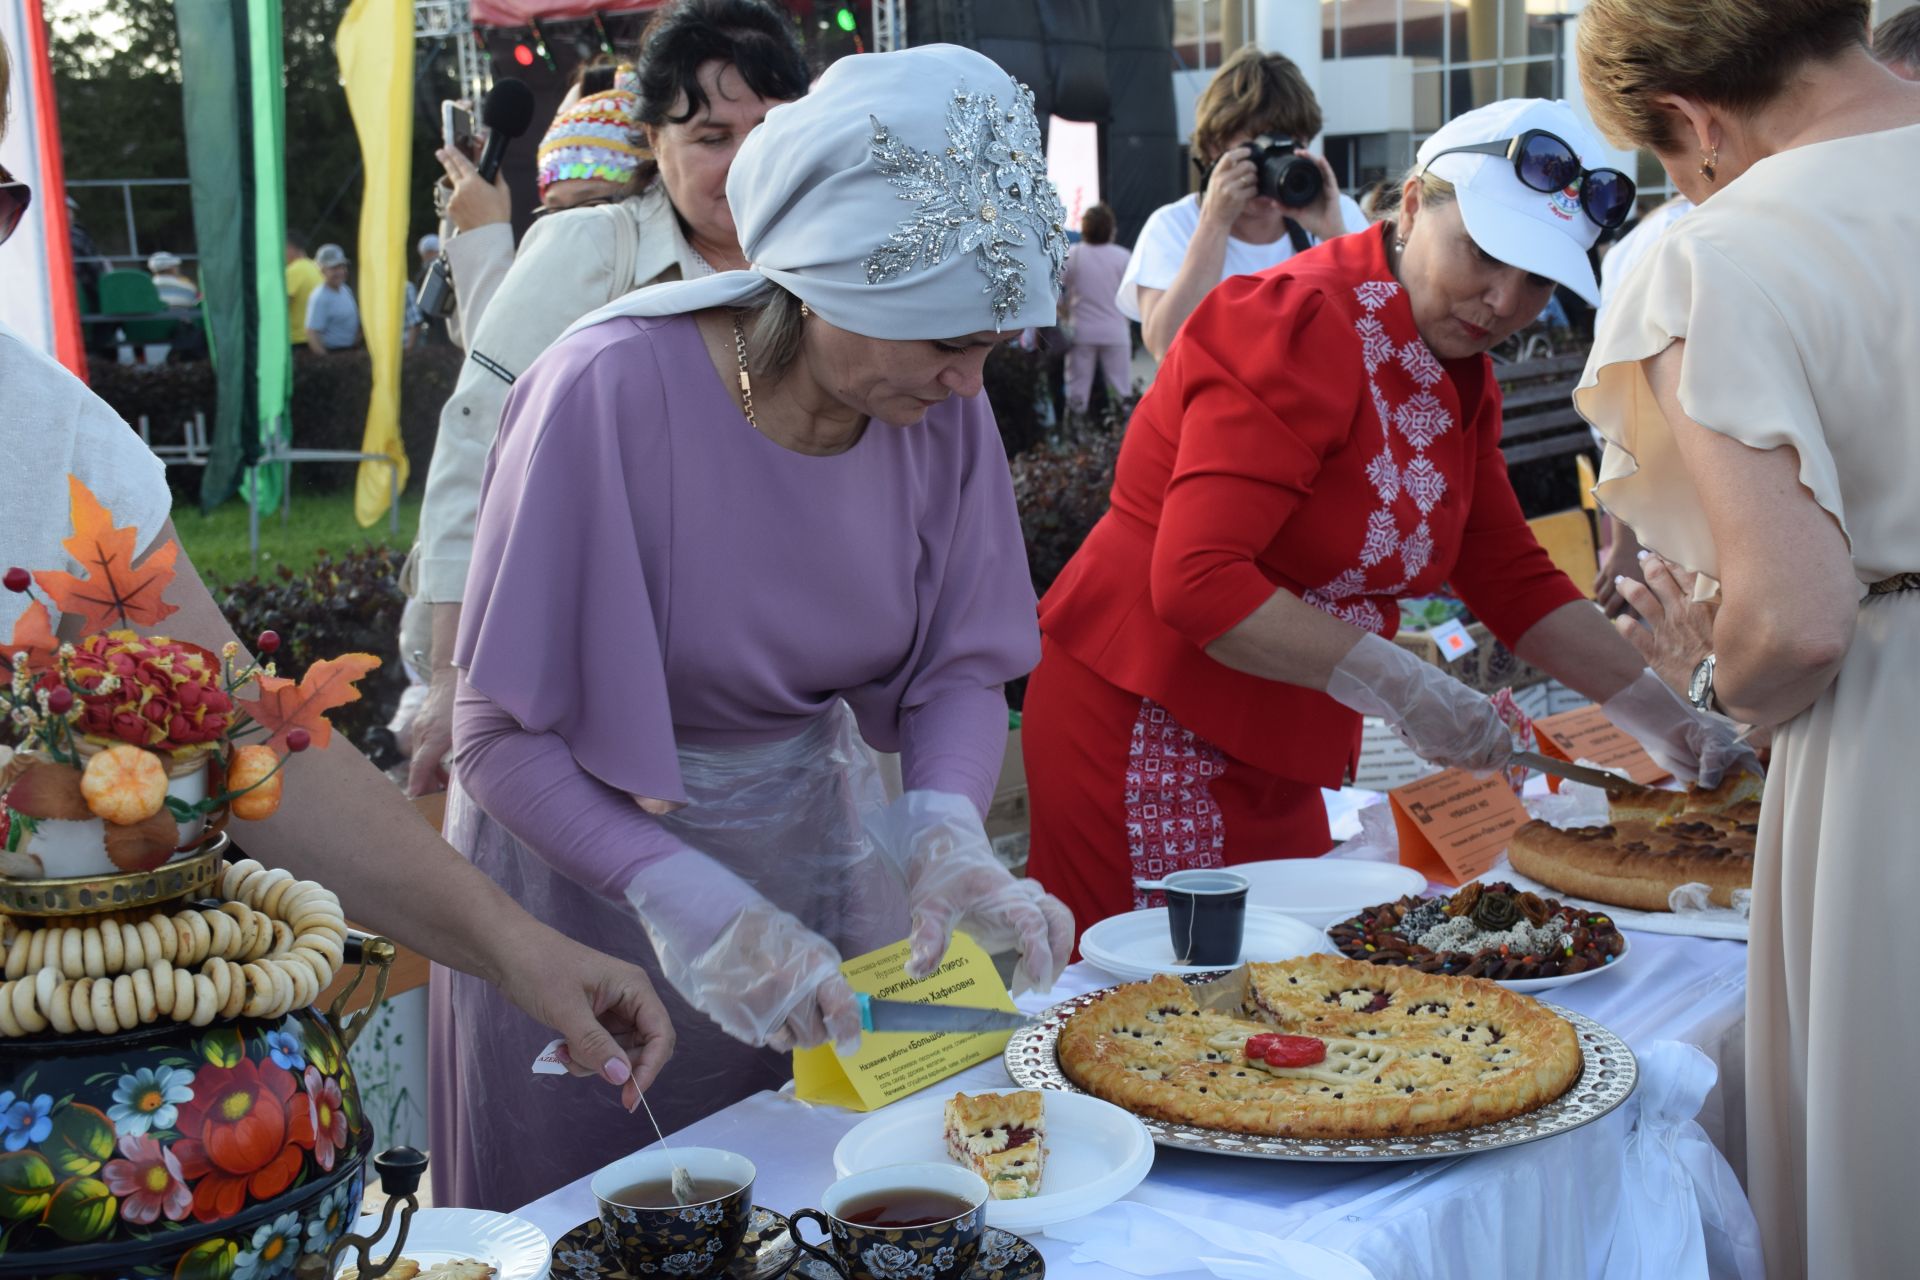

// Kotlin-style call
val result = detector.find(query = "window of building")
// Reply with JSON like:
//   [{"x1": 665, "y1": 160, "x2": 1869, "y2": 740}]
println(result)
[{"x1": 1173, "y1": 0, "x2": 1256, "y2": 73}]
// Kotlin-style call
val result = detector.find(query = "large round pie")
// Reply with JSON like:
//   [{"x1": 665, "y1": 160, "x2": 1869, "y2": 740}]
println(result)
[
  {"x1": 1056, "y1": 953, "x2": 1583, "y2": 1139},
  {"x1": 1506, "y1": 774, "x2": 1764, "y2": 912}
]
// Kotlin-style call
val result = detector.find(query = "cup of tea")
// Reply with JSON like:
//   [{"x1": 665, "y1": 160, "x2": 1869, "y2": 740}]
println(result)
[
  {"x1": 787, "y1": 1162, "x2": 988, "y2": 1280},
  {"x1": 590, "y1": 1147, "x2": 756, "y2": 1280},
  {"x1": 1162, "y1": 868, "x2": 1249, "y2": 966}
]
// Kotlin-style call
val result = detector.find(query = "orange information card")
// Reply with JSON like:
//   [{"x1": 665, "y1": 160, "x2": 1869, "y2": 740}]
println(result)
[
  {"x1": 1534, "y1": 705, "x2": 1671, "y2": 789},
  {"x1": 1389, "y1": 768, "x2": 1532, "y2": 886}
]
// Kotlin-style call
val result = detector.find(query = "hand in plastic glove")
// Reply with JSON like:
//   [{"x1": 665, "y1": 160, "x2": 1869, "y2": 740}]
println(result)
[
  {"x1": 1325, "y1": 633, "x2": 1513, "y2": 773},
  {"x1": 891, "y1": 792, "x2": 1074, "y2": 995},
  {"x1": 1601, "y1": 668, "x2": 1761, "y2": 789},
  {"x1": 626, "y1": 852, "x2": 863, "y2": 1055}
]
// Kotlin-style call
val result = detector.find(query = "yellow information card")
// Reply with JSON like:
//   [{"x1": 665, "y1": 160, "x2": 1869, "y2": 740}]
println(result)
[{"x1": 792, "y1": 931, "x2": 1017, "y2": 1112}]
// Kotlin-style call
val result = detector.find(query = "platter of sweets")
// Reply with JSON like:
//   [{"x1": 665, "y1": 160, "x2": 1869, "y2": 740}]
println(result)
[{"x1": 1326, "y1": 881, "x2": 1628, "y2": 993}]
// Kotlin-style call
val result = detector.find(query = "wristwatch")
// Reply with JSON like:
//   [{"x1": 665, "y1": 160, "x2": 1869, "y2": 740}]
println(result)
[{"x1": 1687, "y1": 653, "x2": 1717, "y2": 714}]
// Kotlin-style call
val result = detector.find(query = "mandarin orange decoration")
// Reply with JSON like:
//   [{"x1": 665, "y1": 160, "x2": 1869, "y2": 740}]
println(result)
[
  {"x1": 79, "y1": 743, "x2": 170, "y2": 824},
  {"x1": 225, "y1": 744, "x2": 285, "y2": 821}
]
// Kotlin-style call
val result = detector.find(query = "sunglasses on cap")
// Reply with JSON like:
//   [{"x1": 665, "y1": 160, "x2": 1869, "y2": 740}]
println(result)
[
  {"x1": 0, "y1": 164, "x2": 30, "y2": 246},
  {"x1": 1423, "y1": 129, "x2": 1635, "y2": 230}
]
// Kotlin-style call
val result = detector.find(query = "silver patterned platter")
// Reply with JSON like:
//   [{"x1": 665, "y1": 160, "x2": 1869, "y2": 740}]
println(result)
[{"x1": 1003, "y1": 973, "x2": 1637, "y2": 1162}]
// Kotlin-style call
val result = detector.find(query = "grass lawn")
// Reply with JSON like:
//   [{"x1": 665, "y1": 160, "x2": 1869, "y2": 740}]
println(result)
[{"x1": 171, "y1": 487, "x2": 423, "y2": 592}]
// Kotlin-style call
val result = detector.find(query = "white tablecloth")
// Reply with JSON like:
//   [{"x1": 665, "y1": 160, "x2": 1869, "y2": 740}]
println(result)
[{"x1": 518, "y1": 930, "x2": 1760, "y2": 1280}]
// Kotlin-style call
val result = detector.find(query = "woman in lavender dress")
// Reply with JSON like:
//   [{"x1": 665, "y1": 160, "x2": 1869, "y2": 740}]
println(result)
[{"x1": 432, "y1": 45, "x2": 1078, "y2": 1210}]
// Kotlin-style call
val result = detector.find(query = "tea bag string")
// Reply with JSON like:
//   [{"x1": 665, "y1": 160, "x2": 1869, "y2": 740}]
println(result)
[{"x1": 634, "y1": 1089, "x2": 696, "y2": 1206}]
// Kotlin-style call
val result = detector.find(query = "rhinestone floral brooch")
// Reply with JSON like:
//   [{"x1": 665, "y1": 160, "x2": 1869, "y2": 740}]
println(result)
[{"x1": 863, "y1": 77, "x2": 1068, "y2": 326}]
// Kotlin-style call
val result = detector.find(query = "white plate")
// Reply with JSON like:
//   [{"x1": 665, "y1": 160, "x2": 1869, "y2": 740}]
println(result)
[
  {"x1": 1235, "y1": 859, "x2": 1430, "y2": 928},
  {"x1": 1494, "y1": 934, "x2": 1631, "y2": 993},
  {"x1": 336, "y1": 1207, "x2": 550, "y2": 1280},
  {"x1": 832, "y1": 1087, "x2": 1153, "y2": 1231},
  {"x1": 1079, "y1": 906, "x2": 1327, "y2": 983}
]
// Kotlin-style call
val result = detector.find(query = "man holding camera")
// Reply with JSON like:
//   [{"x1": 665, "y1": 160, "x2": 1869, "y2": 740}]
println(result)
[{"x1": 1120, "y1": 46, "x2": 1369, "y2": 360}]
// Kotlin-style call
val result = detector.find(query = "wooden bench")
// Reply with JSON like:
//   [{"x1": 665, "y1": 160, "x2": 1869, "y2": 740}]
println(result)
[{"x1": 1497, "y1": 351, "x2": 1594, "y2": 466}]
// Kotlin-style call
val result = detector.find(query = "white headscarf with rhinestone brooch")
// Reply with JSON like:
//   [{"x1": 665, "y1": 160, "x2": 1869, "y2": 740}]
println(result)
[{"x1": 561, "y1": 44, "x2": 1068, "y2": 341}]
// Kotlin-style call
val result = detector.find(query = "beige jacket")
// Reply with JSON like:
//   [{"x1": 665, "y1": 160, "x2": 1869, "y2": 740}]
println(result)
[
  {"x1": 439, "y1": 221, "x2": 514, "y2": 350},
  {"x1": 413, "y1": 184, "x2": 699, "y2": 603}
]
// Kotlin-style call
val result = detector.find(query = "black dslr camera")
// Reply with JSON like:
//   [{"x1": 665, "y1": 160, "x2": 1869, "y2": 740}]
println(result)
[{"x1": 1246, "y1": 135, "x2": 1323, "y2": 208}]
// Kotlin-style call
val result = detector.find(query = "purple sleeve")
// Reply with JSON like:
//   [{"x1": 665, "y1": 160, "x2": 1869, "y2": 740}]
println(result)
[
  {"x1": 453, "y1": 679, "x2": 760, "y2": 946},
  {"x1": 854, "y1": 394, "x2": 1036, "y2": 797},
  {"x1": 898, "y1": 685, "x2": 1009, "y2": 817},
  {"x1": 454, "y1": 322, "x2": 688, "y2": 805}
]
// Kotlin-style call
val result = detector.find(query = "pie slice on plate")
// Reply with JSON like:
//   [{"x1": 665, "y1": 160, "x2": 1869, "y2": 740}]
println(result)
[{"x1": 944, "y1": 1090, "x2": 1046, "y2": 1199}]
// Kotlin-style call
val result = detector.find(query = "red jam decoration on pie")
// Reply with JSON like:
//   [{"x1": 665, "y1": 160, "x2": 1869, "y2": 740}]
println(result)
[{"x1": 1246, "y1": 1033, "x2": 1327, "y2": 1068}]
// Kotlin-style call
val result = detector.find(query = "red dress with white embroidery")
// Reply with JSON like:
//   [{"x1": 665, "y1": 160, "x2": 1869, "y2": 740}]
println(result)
[{"x1": 1024, "y1": 225, "x2": 1582, "y2": 931}]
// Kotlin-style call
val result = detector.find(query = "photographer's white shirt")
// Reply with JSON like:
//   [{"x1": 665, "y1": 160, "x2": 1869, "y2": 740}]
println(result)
[{"x1": 1115, "y1": 191, "x2": 1371, "y2": 322}]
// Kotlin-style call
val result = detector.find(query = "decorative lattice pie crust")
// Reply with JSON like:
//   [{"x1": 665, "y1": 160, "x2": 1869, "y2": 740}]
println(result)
[{"x1": 1056, "y1": 954, "x2": 1583, "y2": 1139}]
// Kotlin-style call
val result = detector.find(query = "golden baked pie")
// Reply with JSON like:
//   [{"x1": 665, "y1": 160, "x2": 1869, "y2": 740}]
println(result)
[
  {"x1": 1056, "y1": 954, "x2": 1582, "y2": 1139},
  {"x1": 1603, "y1": 772, "x2": 1762, "y2": 826},
  {"x1": 1508, "y1": 811, "x2": 1756, "y2": 911},
  {"x1": 944, "y1": 1090, "x2": 1045, "y2": 1198},
  {"x1": 1506, "y1": 775, "x2": 1763, "y2": 912}
]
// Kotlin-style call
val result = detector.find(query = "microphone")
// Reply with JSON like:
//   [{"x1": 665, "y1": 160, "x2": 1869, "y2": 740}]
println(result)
[{"x1": 476, "y1": 78, "x2": 536, "y2": 184}]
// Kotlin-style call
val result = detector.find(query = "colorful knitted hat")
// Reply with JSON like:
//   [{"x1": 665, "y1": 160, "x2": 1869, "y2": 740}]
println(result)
[{"x1": 536, "y1": 88, "x2": 644, "y2": 199}]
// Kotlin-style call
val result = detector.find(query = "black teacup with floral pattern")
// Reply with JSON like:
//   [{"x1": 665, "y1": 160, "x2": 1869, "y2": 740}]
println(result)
[
  {"x1": 787, "y1": 1163, "x2": 989, "y2": 1280},
  {"x1": 590, "y1": 1147, "x2": 757, "y2": 1279}
]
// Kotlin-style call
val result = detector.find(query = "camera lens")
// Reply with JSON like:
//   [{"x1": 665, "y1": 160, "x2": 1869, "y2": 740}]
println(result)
[{"x1": 1269, "y1": 154, "x2": 1323, "y2": 208}]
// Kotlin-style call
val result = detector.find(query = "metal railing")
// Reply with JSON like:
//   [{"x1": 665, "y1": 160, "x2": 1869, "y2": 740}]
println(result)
[{"x1": 66, "y1": 177, "x2": 195, "y2": 271}]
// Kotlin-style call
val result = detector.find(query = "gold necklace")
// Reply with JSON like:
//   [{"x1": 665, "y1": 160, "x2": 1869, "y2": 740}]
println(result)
[{"x1": 730, "y1": 311, "x2": 758, "y2": 431}]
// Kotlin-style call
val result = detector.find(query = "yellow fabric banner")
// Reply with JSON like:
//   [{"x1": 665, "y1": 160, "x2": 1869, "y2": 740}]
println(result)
[{"x1": 336, "y1": 0, "x2": 413, "y2": 527}]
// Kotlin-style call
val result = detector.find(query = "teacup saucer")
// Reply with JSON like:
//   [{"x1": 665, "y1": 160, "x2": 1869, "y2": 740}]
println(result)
[
  {"x1": 788, "y1": 1227, "x2": 1044, "y2": 1280},
  {"x1": 551, "y1": 1208, "x2": 795, "y2": 1280}
]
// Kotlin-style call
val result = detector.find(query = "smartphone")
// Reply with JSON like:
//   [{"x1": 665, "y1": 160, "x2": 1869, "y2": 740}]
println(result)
[{"x1": 441, "y1": 100, "x2": 479, "y2": 161}]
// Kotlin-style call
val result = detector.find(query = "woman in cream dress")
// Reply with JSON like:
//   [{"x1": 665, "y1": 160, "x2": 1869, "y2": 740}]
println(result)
[{"x1": 1574, "y1": 3, "x2": 1920, "y2": 1275}]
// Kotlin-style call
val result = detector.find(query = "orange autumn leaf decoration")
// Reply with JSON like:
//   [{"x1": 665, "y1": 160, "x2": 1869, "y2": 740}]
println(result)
[
  {"x1": 1, "y1": 599, "x2": 60, "y2": 673},
  {"x1": 240, "y1": 653, "x2": 382, "y2": 754},
  {"x1": 32, "y1": 476, "x2": 179, "y2": 632}
]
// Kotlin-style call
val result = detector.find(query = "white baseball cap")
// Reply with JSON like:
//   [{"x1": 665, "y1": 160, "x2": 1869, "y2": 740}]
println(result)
[
  {"x1": 314, "y1": 243, "x2": 350, "y2": 269},
  {"x1": 1416, "y1": 98, "x2": 1616, "y2": 306},
  {"x1": 147, "y1": 251, "x2": 182, "y2": 273}
]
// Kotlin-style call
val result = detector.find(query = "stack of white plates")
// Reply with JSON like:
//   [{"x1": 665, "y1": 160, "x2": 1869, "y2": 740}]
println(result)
[
  {"x1": 1232, "y1": 859, "x2": 1429, "y2": 928},
  {"x1": 1078, "y1": 905, "x2": 1327, "y2": 983}
]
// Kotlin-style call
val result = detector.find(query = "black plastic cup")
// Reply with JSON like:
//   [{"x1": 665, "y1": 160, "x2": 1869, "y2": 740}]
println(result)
[{"x1": 1162, "y1": 869, "x2": 1250, "y2": 966}]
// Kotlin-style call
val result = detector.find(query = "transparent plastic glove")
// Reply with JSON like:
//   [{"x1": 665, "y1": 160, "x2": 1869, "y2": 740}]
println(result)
[
  {"x1": 1325, "y1": 633, "x2": 1513, "y2": 773},
  {"x1": 624, "y1": 851, "x2": 863, "y2": 1055},
  {"x1": 887, "y1": 791, "x2": 1074, "y2": 995},
  {"x1": 1600, "y1": 668, "x2": 1762, "y2": 789}
]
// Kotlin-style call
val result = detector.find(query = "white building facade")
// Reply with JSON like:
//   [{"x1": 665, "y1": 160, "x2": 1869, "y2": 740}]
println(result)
[{"x1": 1166, "y1": 0, "x2": 1916, "y2": 216}]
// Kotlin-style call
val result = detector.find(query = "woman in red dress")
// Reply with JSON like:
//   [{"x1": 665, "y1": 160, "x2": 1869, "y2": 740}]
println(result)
[{"x1": 1025, "y1": 98, "x2": 1754, "y2": 932}]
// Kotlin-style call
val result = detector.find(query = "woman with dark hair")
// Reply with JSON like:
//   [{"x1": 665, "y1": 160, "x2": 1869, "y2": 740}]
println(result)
[
  {"x1": 1575, "y1": 2, "x2": 1920, "y2": 1272},
  {"x1": 408, "y1": 0, "x2": 810, "y2": 794},
  {"x1": 1061, "y1": 203, "x2": 1132, "y2": 413}
]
